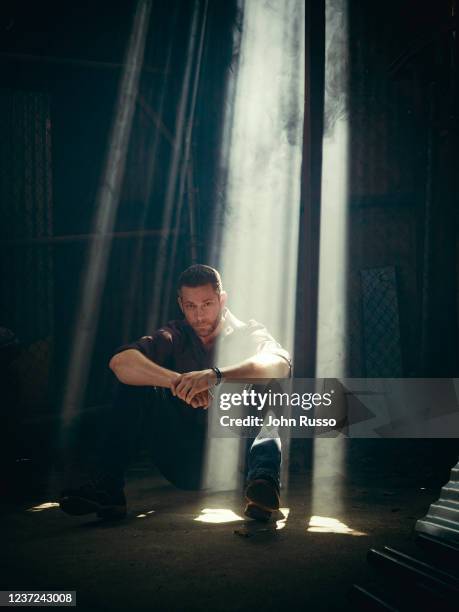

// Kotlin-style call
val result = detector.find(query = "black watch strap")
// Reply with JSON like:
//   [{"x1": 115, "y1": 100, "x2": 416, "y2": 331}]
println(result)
[{"x1": 211, "y1": 366, "x2": 222, "y2": 385}]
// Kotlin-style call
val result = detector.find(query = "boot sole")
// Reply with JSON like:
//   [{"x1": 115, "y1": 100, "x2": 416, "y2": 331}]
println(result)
[{"x1": 244, "y1": 502, "x2": 272, "y2": 522}]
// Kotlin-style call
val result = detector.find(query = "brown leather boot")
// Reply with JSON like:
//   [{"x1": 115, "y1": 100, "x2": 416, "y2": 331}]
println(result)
[{"x1": 244, "y1": 478, "x2": 280, "y2": 521}]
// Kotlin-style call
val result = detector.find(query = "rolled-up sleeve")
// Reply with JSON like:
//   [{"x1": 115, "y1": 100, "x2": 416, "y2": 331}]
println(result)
[
  {"x1": 246, "y1": 321, "x2": 292, "y2": 377},
  {"x1": 112, "y1": 328, "x2": 174, "y2": 368}
]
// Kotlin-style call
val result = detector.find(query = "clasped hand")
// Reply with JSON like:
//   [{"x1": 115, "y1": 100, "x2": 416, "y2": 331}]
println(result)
[{"x1": 171, "y1": 369, "x2": 217, "y2": 409}]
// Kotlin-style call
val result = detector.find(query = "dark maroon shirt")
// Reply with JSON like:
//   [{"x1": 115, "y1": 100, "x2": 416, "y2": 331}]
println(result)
[{"x1": 113, "y1": 309, "x2": 292, "y2": 375}]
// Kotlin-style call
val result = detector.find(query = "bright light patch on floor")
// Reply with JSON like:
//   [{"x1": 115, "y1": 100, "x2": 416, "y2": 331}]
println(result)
[
  {"x1": 307, "y1": 515, "x2": 367, "y2": 536},
  {"x1": 194, "y1": 508, "x2": 245, "y2": 524},
  {"x1": 27, "y1": 502, "x2": 59, "y2": 512},
  {"x1": 136, "y1": 510, "x2": 155, "y2": 518},
  {"x1": 276, "y1": 507, "x2": 290, "y2": 530}
]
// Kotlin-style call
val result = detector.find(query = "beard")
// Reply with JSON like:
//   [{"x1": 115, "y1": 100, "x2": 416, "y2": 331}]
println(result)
[{"x1": 192, "y1": 308, "x2": 225, "y2": 337}]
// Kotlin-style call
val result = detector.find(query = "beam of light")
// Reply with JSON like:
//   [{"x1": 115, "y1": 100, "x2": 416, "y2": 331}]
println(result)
[
  {"x1": 194, "y1": 508, "x2": 245, "y2": 524},
  {"x1": 315, "y1": 0, "x2": 349, "y2": 378},
  {"x1": 213, "y1": 0, "x2": 304, "y2": 347},
  {"x1": 120, "y1": 15, "x2": 177, "y2": 345},
  {"x1": 59, "y1": 0, "x2": 151, "y2": 436},
  {"x1": 204, "y1": 0, "x2": 305, "y2": 492},
  {"x1": 276, "y1": 507, "x2": 290, "y2": 530},
  {"x1": 307, "y1": 515, "x2": 367, "y2": 536},
  {"x1": 311, "y1": 430, "x2": 346, "y2": 518},
  {"x1": 147, "y1": 0, "x2": 208, "y2": 331},
  {"x1": 26, "y1": 502, "x2": 59, "y2": 512},
  {"x1": 312, "y1": 0, "x2": 350, "y2": 520}
]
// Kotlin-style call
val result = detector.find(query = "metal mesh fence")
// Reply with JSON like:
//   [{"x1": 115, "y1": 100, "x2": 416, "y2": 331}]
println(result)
[
  {"x1": 0, "y1": 90, "x2": 54, "y2": 340},
  {"x1": 0, "y1": 90, "x2": 54, "y2": 417},
  {"x1": 346, "y1": 205, "x2": 419, "y2": 377},
  {"x1": 360, "y1": 265, "x2": 403, "y2": 377}
]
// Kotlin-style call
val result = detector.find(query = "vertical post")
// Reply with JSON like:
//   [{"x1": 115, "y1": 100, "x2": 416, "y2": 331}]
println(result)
[
  {"x1": 187, "y1": 158, "x2": 199, "y2": 263},
  {"x1": 294, "y1": 0, "x2": 325, "y2": 377}
]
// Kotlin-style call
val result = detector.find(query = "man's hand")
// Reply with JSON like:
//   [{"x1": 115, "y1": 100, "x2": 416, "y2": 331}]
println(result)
[
  {"x1": 189, "y1": 389, "x2": 213, "y2": 409},
  {"x1": 171, "y1": 369, "x2": 217, "y2": 403}
]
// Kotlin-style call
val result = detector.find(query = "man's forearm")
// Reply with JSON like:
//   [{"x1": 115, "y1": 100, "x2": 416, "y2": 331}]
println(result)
[
  {"x1": 109, "y1": 349, "x2": 179, "y2": 388},
  {"x1": 220, "y1": 353, "x2": 290, "y2": 380},
  {"x1": 171, "y1": 354, "x2": 291, "y2": 402}
]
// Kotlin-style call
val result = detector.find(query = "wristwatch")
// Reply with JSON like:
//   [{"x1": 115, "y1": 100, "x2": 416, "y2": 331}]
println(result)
[{"x1": 211, "y1": 366, "x2": 223, "y2": 385}]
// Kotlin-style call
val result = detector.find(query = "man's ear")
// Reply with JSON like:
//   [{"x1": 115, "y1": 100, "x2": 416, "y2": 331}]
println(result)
[
  {"x1": 220, "y1": 290, "x2": 228, "y2": 308},
  {"x1": 177, "y1": 295, "x2": 184, "y2": 314}
]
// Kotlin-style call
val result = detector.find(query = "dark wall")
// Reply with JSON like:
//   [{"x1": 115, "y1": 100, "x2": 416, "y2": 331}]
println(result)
[{"x1": 345, "y1": 0, "x2": 459, "y2": 376}]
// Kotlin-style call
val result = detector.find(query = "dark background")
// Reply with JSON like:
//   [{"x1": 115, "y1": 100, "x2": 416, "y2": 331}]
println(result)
[{"x1": 0, "y1": 0, "x2": 458, "y2": 496}]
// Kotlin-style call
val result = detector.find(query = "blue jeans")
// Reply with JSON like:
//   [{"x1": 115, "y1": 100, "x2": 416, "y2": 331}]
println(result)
[{"x1": 101, "y1": 383, "x2": 282, "y2": 491}]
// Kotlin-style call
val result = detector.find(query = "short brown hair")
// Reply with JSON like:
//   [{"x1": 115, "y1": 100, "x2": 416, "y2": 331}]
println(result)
[{"x1": 177, "y1": 264, "x2": 222, "y2": 294}]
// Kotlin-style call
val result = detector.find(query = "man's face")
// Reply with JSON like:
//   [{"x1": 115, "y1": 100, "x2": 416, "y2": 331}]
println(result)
[{"x1": 178, "y1": 284, "x2": 227, "y2": 339}]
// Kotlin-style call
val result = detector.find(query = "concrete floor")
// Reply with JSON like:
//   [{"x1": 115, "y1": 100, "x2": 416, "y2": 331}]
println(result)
[{"x1": 1, "y1": 461, "x2": 445, "y2": 612}]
